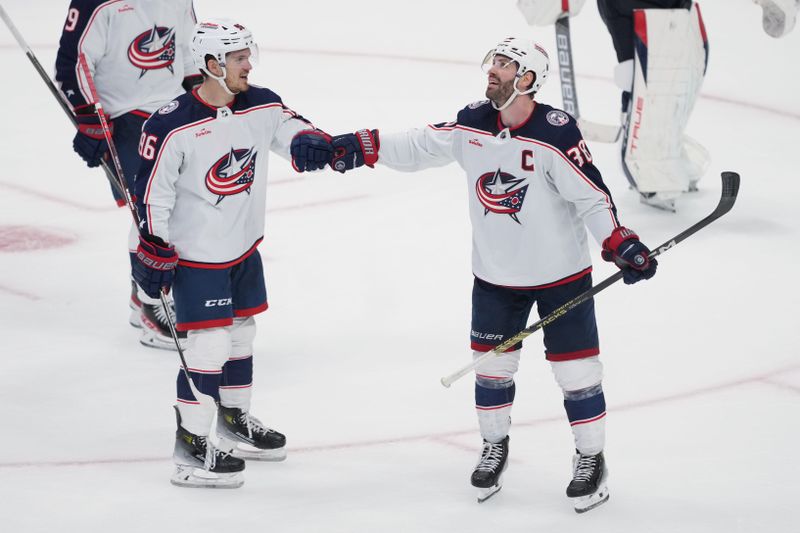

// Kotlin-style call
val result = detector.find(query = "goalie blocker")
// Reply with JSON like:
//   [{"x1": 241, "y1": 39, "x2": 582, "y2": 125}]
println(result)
[{"x1": 621, "y1": 3, "x2": 710, "y2": 211}]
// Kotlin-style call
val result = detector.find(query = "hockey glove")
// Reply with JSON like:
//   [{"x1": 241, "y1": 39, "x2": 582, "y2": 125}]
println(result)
[
  {"x1": 601, "y1": 226, "x2": 657, "y2": 285},
  {"x1": 132, "y1": 233, "x2": 179, "y2": 299},
  {"x1": 72, "y1": 105, "x2": 110, "y2": 168},
  {"x1": 290, "y1": 130, "x2": 334, "y2": 172},
  {"x1": 330, "y1": 129, "x2": 379, "y2": 173}
]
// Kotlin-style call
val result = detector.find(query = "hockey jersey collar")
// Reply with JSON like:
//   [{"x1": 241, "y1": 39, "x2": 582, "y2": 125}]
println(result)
[{"x1": 496, "y1": 101, "x2": 536, "y2": 135}]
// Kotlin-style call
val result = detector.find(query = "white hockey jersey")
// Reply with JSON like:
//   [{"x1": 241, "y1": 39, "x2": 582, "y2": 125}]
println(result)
[
  {"x1": 134, "y1": 87, "x2": 313, "y2": 267},
  {"x1": 55, "y1": 0, "x2": 196, "y2": 117},
  {"x1": 379, "y1": 101, "x2": 620, "y2": 288}
]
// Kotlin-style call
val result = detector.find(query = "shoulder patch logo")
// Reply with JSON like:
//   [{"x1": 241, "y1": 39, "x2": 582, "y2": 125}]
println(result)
[
  {"x1": 546, "y1": 110, "x2": 570, "y2": 127},
  {"x1": 468, "y1": 100, "x2": 490, "y2": 110},
  {"x1": 158, "y1": 100, "x2": 179, "y2": 115}
]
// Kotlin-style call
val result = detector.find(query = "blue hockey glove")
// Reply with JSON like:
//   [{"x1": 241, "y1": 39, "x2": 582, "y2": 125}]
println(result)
[
  {"x1": 132, "y1": 234, "x2": 179, "y2": 299},
  {"x1": 601, "y1": 226, "x2": 657, "y2": 285},
  {"x1": 330, "y1": 129, "x2": 379, "y2": 173},
  {"x1": 291, "y1": 130, "x2": 334, "y2": 172},
  {"x1": 72, "y1": 104, "x2": 110, "y2": 168}
]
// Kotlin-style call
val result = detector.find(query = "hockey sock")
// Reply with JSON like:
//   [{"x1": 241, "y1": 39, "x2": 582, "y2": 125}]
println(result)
[
  {"x1": 219, "y1": 355, "x2": 253, "y2": 411},
  {"x1": 563, "y1": 383, "x2": 606, "y2": 455},
  {"x1": 475, "y1": 377, "x2": 516, "y2": 443}
]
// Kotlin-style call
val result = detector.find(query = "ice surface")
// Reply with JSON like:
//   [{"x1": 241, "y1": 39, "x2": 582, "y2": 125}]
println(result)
[{"x1": 0, "y1": 1, "x2": 797, "y2": 531}]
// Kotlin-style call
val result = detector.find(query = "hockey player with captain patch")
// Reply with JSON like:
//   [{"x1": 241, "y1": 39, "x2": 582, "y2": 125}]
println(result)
[
  {"x1": 55, "y1": 0, "x2": 201, "y2": 350},
  {"x1": 301, "y1": 37, "x2": 658, "y2": 512},
  {"x1": 132, "y1": 19, "x2": 336, "y2": 488}
]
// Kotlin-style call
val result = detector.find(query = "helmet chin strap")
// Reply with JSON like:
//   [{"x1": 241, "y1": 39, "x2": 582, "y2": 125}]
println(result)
[
  {"x1": 491, "y1": 76, "x2": 535, "y2": 111},
  {"x1": 202, "y1": 65, "x2": 237, "y2": 96}
]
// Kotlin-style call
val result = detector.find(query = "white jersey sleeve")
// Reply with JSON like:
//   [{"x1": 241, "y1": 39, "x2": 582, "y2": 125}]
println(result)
[{"x1": 377, "y1": 123, "x2": 459, "y2": 172}]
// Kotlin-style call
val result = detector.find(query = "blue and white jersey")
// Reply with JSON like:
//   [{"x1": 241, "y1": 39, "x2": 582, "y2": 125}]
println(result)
[
  {"x1": 134, "y1": 86, "x2": 313, "y2": 267},
  {"x1": 55, "y1": 0, "x2": 197, "y2": 117},
  {"x1": 379, "y1": 101, "x2": 620, "y2": 288}
]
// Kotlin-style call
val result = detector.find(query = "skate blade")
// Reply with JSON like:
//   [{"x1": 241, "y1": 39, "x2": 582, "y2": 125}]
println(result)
[
  {"x1": 572, "y1": 482, "x2": 609, "y2": 513},
  {"x1": 170, "y1": 465, "x2": 244, "y2": 489},
  {"x1": 476, "y1": 483, "x2": 502, "y2": 503},
  {"x1": 222, "y1": 439, "x2": 287, "y2": 462}
]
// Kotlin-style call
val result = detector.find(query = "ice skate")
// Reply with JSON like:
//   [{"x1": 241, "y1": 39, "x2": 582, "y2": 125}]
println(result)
[
  {"x1": 139, "y1": 299, "x2": 186, "y2": 351},
  {"x1": 566, "y1": 450, "x2": 609, "y2": 513},
  {"x1": 171, "y1": 407, "x2": 245, "y2": 489},
  {"x1": 470, "y1": 436, "x2": 509, "y2": 503},
  {"x1": 217, "y1": 405, "x2": 287, "y2": 461}
]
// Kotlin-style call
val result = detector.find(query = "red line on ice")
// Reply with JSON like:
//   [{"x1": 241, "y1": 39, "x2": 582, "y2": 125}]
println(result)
[
  {"x1": 0, "y1": 364, "x2": 796, "y2": 470},
  {"x1": 0, "y1": 181, "x2": 117, "y2": 213}
]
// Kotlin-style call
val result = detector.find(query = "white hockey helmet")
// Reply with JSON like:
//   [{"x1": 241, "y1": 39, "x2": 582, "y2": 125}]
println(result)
[
  {"x1": 481, "y1": 37, "x2": 550, "y2": 110},
  {"x1": 191, "y1": 19, "x2": 258, "y2": 92}
]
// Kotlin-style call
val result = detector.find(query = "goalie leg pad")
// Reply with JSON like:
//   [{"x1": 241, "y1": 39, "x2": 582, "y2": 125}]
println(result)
[{"x1": 622, "y1": 4, "x2": 709, "y2": 196}]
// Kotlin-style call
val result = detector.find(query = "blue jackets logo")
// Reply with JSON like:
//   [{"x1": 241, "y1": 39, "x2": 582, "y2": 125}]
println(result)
[
  {"x1": 127, "y1": 25, "x2": 176, "y2": 77},
  {"x1": 476, "y1": 168, "x2": 529, "y2": 224},
  {"x1": 205, "y1": 147, "x2": 258, "y2": 205}
]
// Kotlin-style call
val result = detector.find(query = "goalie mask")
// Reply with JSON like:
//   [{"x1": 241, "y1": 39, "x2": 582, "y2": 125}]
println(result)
[
  {"x1": 191, "y1": 19, "x2": 259, "y2": 95},
  {"x1": 481, "y1": 37, "x2": 550, "y2": 111}
]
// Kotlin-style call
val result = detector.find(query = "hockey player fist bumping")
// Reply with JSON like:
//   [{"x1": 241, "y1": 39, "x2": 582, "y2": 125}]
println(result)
[
  {"x1": 331, "y1": 129, "x2": 380, "y2": 173},
  {"x1": 601, "y1": 226, "x2": 657, "y2": 284},
  {"x1": 290, "y1": 130, "x2": 334, "y2": 172}
]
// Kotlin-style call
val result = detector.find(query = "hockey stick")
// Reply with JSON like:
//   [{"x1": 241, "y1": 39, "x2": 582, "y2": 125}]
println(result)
[
  {"x1": 441, "y1": 171, "x2": 740, "y2": 387},
  {"x1": 555, "y1": 15, "x2": 623, "y2": 143},
  {"x1": 77, "y1": 54, "x2": 216, "y2": 411},
  {"x1": 0, "y1": 4, "x2": 126, "y2": 199}
]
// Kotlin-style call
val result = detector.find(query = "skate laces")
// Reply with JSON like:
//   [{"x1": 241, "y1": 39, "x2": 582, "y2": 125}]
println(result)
[
  {"x1": 199, "y1": 435, "x2": 233, "y2": 470},
  {"x1": 237, "y1": 411, "x2": 270, "y2": 439},
  {"x1": 475, "y1": 441, "x2": 505, "y2": 472},
  {"x1": 573, "y1": 454, "x2": 598, "y2": 481}
]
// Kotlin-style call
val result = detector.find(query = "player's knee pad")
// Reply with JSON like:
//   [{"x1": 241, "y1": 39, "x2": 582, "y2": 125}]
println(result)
[
  {"x1": 185, "y1": 326, "x2": 232, "y2": 370},
  {"x1": 230, "y1": 316, "x2": 256, "y2": 358},
  {"x1": 622, "y1": 3, "x2": 709, "y2": 194},
  {"x1": 550, "y1": 356, "x2": 603, "y2": 392},
  {"x1": 473, "y1": 349, "x2": 521, "y2": 382}
]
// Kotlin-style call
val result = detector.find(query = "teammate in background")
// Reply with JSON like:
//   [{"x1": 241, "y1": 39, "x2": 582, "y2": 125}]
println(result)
[
  {"x1": 755, "y1": 0, "x2": 799, "y2": 37},
  {"x1": 321, "y1": 38, "x2": 657, "y2": 512},
  {"x1": 55, "y1": 0, "x2": 201, "y2": 349},
  {"x1": 132, "y1": 19, "x2": 334, "y2": 488},
  {"x1": 518, "y1": 0, "x2": 709, "y2": 212}
]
